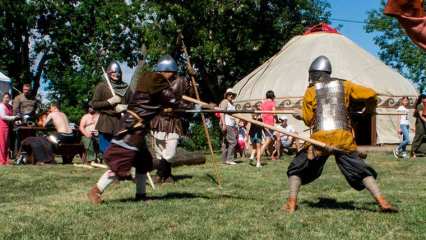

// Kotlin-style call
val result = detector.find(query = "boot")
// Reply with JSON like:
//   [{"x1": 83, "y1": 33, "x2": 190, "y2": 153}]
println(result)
[
  {"x1": 87, "y1": 186, "x2": 103, "y2": 204},
  {"x1": 155, "y1": 159, "x2": 174, "y2": 184},
  {"x1": 375, "y1": 195, "x2": 399, "y2": 213},
  {"x1": 163, "y1": 160, "x2": 174, "y2": 183},
  {"x1": 281, "y1": 197, "x2": 298, "y2": 213}
]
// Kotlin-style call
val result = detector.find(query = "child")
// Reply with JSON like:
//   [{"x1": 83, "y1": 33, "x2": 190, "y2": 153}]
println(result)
[
  {"x1": 260, "y1": 90, "x2": 276, "y2": 160},
  {"x1": 249, "y1": 113, "x2": 263, "y2": 168},
  {"x1": 394, "y1": 96, "x2": 410, "y2": 159},
  {"x1": 235, "y1": 120, "x2": 248, "y2": 158}
]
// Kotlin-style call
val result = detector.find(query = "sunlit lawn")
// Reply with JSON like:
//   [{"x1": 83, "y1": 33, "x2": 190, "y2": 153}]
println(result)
[{"x1": 0, "y1": 153, "x2": 425, "y2": 239}]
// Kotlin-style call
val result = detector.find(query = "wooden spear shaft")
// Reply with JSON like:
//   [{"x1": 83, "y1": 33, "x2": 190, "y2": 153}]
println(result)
[
  {"x1": 182, "y1": 95, "x2": 344, "y2": 152},
  {"x1": 166, "y1": 108, "x2": 407, "y2": 116},
  {"x1": 179, "y1": 34, "x2": 222, "y2": 187},
  {"x1": 165, "y1": 109, "x2": 298, "y2": 114}
]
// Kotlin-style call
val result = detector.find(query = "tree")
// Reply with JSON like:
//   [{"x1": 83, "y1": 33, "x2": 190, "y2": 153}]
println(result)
[
  {"x1": 1, "y1": 0, "x2": 146, "y2": 122},
  {"x1": 0, "y1": 0, "x2": 45, "y2": 94},
  {"x1": 1, "y1": 0, "x2": 331, "y2": 121},
  {"x1": 365, "y1": 0, "x2": 426, "y2": 90},
  {"x1": 139, "y1": 0, "x2": 331, "y2": 101}
]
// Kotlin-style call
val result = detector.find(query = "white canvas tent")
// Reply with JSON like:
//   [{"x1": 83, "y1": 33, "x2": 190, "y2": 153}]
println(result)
[
  {"x1": 0, "y1": 71, "x2": 12, "y2": 97},
  {"x1": 232, "y1": 25, "x2": 418, "y2": 145}
]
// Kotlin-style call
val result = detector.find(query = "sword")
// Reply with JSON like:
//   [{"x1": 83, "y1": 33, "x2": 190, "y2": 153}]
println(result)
[{"x1": 101, "y1": 66, "x2": 116, "y2": 97}]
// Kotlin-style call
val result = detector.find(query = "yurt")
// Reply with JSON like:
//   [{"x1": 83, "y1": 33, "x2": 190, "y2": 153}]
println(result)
[{"x1": 232, "y1": 23, "x2": 419, "y2": 145}]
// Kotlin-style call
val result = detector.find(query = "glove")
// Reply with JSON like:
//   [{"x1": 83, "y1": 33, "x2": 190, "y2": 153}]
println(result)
[
  {"x1": 115, "y1": 104, "x2": 128, "y2": 113},
  {"x1": 107, "y1": 95, "x2": 122, "y2": 105}
]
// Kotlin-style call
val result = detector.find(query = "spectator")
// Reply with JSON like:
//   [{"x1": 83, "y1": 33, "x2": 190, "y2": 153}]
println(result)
[
  {"x1": 0, "y1": 93, "x2": 18, "y2": 165},
  {"x1": 274, "y1": 115, "x2": 297, "y2": 158},
  {"x1": 235, "y1": 120, "x2": 248, "y2": 158},
  {"x1": 219, "y1": 88, "x2": 238, "y2": 165},
  {"x1": 79, "y1": 105, "x2": 100, "y2": 163},
  {"x1": 44, "y1": 103, "x2": 77, "y2": 144},
  {"x1": 13, "y1": 83, "x2": 38, "y2": 118},
  {"x1": 248, "y1": 113, "x2": 263, "y2": 168},
  {"x1": 393, "y1": 97, "x2": 411, "y2": 159},
  {"x1": 260, "y1": 90, "x2": 276, "y2": 160},
  {"x1": 411, "y1": 94, "x2": 426, "y2": 158}
]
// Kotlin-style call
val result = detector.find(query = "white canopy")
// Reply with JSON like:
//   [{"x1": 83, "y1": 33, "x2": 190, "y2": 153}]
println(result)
[
  {"x1": 233, "y1": 31, "x2": 419, "y2": 144},
  {"x1": 0, "y1": 72, "x2": 11, "y2": 82}
]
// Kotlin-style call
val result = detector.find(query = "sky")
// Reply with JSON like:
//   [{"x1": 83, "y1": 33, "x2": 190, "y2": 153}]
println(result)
[{"x1": 328, "y1": 0, "x2": 383, "y2": 57}]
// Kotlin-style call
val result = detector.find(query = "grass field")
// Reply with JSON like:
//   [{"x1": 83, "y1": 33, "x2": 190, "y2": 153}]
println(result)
[{"x1": 0, "y1": 153, "x2": 425, "y2": 240}]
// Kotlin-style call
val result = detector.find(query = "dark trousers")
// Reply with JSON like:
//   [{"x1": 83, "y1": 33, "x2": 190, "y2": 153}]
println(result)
[
  {"x1": 287, "y1": 150, "x2": 377, "y2": 191},
  {"x1": 104, "y1": 143, "x2": 153, "y2": 178},
  {"x1": 411, "y1": 118, "x2": 425, "y2": 153}
]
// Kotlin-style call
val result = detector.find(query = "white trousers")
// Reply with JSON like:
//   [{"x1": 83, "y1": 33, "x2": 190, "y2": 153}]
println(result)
[{"x1": 151, "y1": 131, "x2": 179, "y2": 162}]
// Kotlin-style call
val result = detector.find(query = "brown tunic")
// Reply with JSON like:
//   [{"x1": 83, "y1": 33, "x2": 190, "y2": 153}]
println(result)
[
  {"x1": 150, "y1": 76, "x2": 193, "y2": 136},
  {"x1": 13, "y1": 93, "x2": 38, "y2": 116},
  {"x1": 91, "y1": 82, "x2": 131, "y2": 135}
]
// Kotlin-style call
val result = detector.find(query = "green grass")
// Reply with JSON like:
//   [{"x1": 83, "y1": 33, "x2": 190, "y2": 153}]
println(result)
[{"x1": 0, "y1": 153, "x2": 425, "y2": 239}]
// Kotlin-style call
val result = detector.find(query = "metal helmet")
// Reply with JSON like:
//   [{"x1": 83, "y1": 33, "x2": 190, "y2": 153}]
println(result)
[
  {"x1": 309, "y1": 56, "x2": 332, "y2": 74},
  {"x1": 107, "y1": 61, "x2": 122, "y2": 80},
  {"x1": 155, "y1": 55, "x2": 177, "y2": 72}
]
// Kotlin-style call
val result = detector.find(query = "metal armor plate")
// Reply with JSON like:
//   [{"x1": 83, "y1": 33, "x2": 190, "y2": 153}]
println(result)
[{"x1": 314, "y1": 79, "x2": 350, "y2": 132}]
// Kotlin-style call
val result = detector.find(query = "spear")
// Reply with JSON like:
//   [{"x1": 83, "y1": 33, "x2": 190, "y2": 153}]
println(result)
[
  {"x1": 164, "y1": 108, "x2": 407, "y2": 115},
  {"x1": 182, "y1": 95, "x2": 347, "y2": 153},
  {"x1": 177, "y1": 32, "x2": 222, "y2": 187}
]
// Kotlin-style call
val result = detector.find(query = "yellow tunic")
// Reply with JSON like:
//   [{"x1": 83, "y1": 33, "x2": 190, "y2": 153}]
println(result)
[{"x1": 302, "y1": 80, "x2": 377, "y2": 152}]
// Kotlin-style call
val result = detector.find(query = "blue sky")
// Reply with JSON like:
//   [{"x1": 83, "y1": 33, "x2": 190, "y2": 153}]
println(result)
[{"x1": 328, "y1": 0, "x2": 382, "y2": 57}]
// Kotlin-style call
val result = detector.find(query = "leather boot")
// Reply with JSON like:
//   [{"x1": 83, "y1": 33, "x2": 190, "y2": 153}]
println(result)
[
  {"x1": 155, "y1": 159, "x2": 174, "y2": 184},
  {"x1": 162, "y1": 160, "x2": 174, "y2": 183},
  {"x1": 87, "y1": 186, "x2": 103, "y2": 204},
  {"x1": 375, "y1": 195, "x2": 399, "y2": 213},
  {"x1": 281, "y1": 197, "x2": 298, "y2": 213}
]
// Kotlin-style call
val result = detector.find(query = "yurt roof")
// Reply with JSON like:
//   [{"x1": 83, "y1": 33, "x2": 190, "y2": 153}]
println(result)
[{"x1": 233, "y1": 27, "x2": 418, "y2": 103}]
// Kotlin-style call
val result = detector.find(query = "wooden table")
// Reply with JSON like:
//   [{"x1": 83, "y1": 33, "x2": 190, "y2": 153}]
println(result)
[{"x1": 13, "y1": 126, "x2": 86, "y2": 164}]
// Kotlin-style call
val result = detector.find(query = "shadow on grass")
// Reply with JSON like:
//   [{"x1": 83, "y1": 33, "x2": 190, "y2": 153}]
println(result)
[
  {"x1": 206, "y1": 173, "x2": 220, "y2": 185},
  {"x1": 172, "y1": 174, "x2": 193, "y2": 182},
  {"x1": 109, "y1": 192, "x2": 210, "y2": 203},
  {"x1": 109, "y1": 191, "x2": 255, "y2": 203},
  {"x1": 302, "y1": 197, "x2": 377, "y2": 212}
]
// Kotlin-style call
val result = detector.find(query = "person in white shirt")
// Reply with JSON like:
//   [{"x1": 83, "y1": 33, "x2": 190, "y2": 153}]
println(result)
[
  {"x1": 394, "y1": 96, "x2": 410, "y2": 159},
  {"x1": 274, "y1": 115, "x2": 297, "y2": 158},
  {"x1": 219, "y1": 88, "x2": 238, "y2": 165}
]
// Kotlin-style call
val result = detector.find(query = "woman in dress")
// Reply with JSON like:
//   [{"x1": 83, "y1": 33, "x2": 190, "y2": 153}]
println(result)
[{"x1": 0, "y1": 93, "x2": 18, "y2": 165}]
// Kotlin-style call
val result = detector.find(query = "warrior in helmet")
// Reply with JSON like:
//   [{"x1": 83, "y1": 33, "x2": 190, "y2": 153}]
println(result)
[
  {"x1": 87, "y1": 55, "x2": 191, "y2": 204},
  {"x1": 91, "y1": 61, "x2": 130, "y2": 153},
  {"x1": 150, "y1": 55, "x2": 193, "y2": 183},
  {"x1": 282, "y1": 56, "x2": 398, "y2": 213}
]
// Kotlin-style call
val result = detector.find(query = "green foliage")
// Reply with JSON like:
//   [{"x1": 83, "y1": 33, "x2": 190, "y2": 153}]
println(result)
[
  {"x1": 180, "y1": 118, "x2": 222, "y2": 151},
  {"x1": 140, "y1": 0, "x2": 331, "y2": 101},
  {"x1": 0, "y1": 153, "x2": 426, "y2": 239},
  {"x1": 365, "y1": 0, "x2": 426, "y2": 90},
  {"x1": 1, "y1": 0, "x2": 331, "y2": 121}
]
